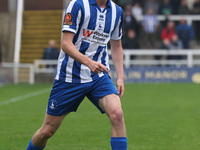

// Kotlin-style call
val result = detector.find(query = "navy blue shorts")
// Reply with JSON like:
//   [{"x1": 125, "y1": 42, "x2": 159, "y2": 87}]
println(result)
[{"x1": 47, "y1": 75, "x2": 119, "y2": 116}]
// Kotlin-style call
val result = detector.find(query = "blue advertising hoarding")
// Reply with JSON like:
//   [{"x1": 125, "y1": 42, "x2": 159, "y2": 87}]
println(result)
[{"x1": 110, "y1": 67, "x2": 200, "y2": 83}]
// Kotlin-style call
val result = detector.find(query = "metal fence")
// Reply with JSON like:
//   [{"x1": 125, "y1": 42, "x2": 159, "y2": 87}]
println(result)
[
  {"x1": 1, "y1": 50, "x2": 200, "y2": 84},
  {"x1": 1, "y1": 62, "x2": 34, "y2": 84},
  {"x1": 113, "y1": 50, "x2": 200, "y2": 68}
]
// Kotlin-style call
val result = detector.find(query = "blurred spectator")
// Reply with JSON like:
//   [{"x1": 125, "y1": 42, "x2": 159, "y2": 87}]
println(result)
[
  {"x1": 133, "y1": 0, "x2": 146, "y2": 8},
  {"x1": 123, "y1": 28, "x2": 140, "y2": 49},
  {"x1": 43, "y1": 39, "x2": 59, "y2": 60},
  {"x1": 161, "y1": 14, "x2": 170, "y2": 28},
  {"x1": 161, "y1": 21, "x2": 175, "y2": 40},
  {"x1": 155, "y1": 38, "x2": 170, "y2": 60},
  {"x1": 170, "y1": 0, "x2": 181, "y2": 14},
  {"x1": 192, "y1": 0, "x2": 200, "y2": 14},
  {"x1": 176, "y1": 19, "x2": 194, "y2": 49},
  {"x1": 131, "y1": 3, "x2": 143, "y2": 22},
  {"x1": 159, "y1": 0, "x2": 173, "y2": 15},
  {"x1": 168, "y1": 34, "x2": 183, "y2": 60},
  {"x1": 178, "y1": 0, "x2": 190, "y2": 14},
  {"x1": 123, "y1": 4, "x2": 140, "y2": 37},
  {"x1": 142, "y1": 8, "x2": 159, "y2": 48},
  {"x1": 161, "y1": 38, "x2": 170, "y2": 50},
  {"x1": 43, "y1": 39, "x2": 59, "y2": 68},
  {"x1": 192, "y1": 0, "x2": 200, "y2": 44},
  {"x1": 114, "y1": 0, "x2": 133, "y2": 9},
  {"x1": 123, "y1": 29, "x2": 140, "y2": 59},
  {"x1": 144, "y1": 0, "x2": 159, "y2": 14}
]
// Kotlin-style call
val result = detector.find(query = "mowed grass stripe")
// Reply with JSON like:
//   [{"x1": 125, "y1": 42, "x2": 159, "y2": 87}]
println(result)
[
  {"x1": 0, "y1": 88, "x2": 50, "y2": 106},
  {"x1": 0, "y1": 83, "x2": 52, "y2": 101}
]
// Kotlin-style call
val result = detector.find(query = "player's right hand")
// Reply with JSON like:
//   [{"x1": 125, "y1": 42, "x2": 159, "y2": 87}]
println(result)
[{"x1": 88, "y1": 60, "x2": 109, "y2": 74}]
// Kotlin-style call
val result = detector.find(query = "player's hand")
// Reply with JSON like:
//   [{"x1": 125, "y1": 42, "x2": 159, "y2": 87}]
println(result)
[
  {"x1": 88, "y1": 60, "x2": 109, "y2": 74},
  {"x1": 117, "y1": 78, "x2": 124, "y2": 99}
]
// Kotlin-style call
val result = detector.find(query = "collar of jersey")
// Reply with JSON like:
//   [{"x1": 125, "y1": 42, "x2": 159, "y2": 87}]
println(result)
[{"x1": 89, "y1": 0, "x2": 111, "y2": 8}]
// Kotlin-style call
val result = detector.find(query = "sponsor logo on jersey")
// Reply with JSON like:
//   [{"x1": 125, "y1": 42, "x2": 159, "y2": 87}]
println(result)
[
  {"x1": 64, "y1": 13, "x2": 73, "y2": 25},
  {"x1": 82, "y1": 29, "x2": 109, "y2": 45},
  {"x1": 83, "y1": 29, "x2": 94, "y2": 37}
]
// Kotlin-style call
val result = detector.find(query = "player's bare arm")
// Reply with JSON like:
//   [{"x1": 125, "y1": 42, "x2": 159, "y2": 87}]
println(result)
[
  {"x1": 62, "y1": 32, "x2": 109, "y2": 74},
  {"x1": 110, "y1": 39, "x2": 124, "y2": 98}
]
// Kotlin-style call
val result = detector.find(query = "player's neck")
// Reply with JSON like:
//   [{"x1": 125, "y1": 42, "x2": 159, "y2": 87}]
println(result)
[{"x1": 96, "y1": 0, "x2": 108, "y2": 8}]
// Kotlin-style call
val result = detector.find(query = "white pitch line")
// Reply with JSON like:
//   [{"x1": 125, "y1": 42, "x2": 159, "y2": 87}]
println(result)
[{"x1": 0, "y1": 88, "x2": 50, "y2": 106}]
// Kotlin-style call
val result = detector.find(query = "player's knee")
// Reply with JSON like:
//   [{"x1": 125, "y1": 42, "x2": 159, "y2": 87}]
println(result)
[
  {"x1": 40, "y1": 129, "x2": 54, "y2": 140},
  {"x1": 109, "y1": 108, "x2": 124, "y2": 125}
]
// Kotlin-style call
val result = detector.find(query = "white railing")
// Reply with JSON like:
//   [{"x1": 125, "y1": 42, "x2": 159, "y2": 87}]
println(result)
[
  {"x1": 34, "y1": 50, "x2": 200, "y2": 73},
  {"x1": 34, "y1": 60, "x2": 58, "y2": 73},
  {"x1": 1, "y1": 50, "x2": 200, "y2": 84},
  {"x1": 137, "y1": 15, "x2": 200, "y2": 24},
  {"x1": 2, "y1": 62, "x2": 34, "y2": 84},
  {"x1": 14, "y1": 0, "x2": 24, "y2": 63},
  {"x1": 108, "y1": 49, "x2": 200, "y2": 68}
]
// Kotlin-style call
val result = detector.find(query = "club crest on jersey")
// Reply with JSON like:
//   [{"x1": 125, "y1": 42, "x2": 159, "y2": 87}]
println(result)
[
  {"x1": 99, "y1": 15, "x2": 104, "y2": 21},
  {"x1": 49, "y1": 100, "x2": 57, "y2": 110},
  {"x1": 64, "y1": 13, "x2": 73, "y2": 26}
]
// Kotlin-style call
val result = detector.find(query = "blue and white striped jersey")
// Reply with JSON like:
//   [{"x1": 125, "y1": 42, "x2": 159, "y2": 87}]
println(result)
[{"x1": 55, "y1": 0, "x2": 123, "y2": 83}]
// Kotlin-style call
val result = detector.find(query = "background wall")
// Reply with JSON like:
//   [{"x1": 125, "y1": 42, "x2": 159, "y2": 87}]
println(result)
[
  {"x1": 8, "y1": 0, "x2": 17, "y2": 11},
  {"x1": 0, "y1": 0, "x2": 16, "y2": 62},
  {"x1": 0, "y1": 13, "x2": 16, "y2": 62},
  {"x1": 24, "y1": 0, "x2": 63, "y2": 10},
  {"x1": 0, "y1": 0, "x2": 8, "y2": 12}
]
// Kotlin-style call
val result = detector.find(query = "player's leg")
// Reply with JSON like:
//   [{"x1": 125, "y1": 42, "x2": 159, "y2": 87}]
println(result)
[
  {"x1": 87, "y1": 75, "x2": 127, "y2": 150},
  {"x1": 99, "y1": 94, "x2": 127, "y2": 150},
  {"x1": 27, "y1": 113, "x2": 68, "y2": 150},
  {"x1": 99, "y1": 94, "x2": 126, "y2": 137},
  {"x1": 27, "y1": 79, "x2": 88, "y2": 150}
]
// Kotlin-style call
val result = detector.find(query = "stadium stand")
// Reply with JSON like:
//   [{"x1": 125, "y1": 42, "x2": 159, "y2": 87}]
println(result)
[
  {"x1": 11, "y1": 0, "x2": 200, "y2": 66},
  {"x1": 120, "y1": 0, "x2": 200, "y2": 50},
  {"x1": 20, "y1": 10, "x2": 62, "y2": 63}
]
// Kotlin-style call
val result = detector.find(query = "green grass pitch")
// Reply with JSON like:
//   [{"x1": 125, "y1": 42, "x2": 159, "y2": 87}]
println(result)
[{"x1": 0, "y1": 83, "x2": 200, "y2": 150}]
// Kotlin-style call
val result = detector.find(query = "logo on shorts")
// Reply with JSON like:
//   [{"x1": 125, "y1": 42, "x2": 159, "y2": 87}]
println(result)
[{"x1": 49, "y1": 100, "x2": 57, "y2": 110}]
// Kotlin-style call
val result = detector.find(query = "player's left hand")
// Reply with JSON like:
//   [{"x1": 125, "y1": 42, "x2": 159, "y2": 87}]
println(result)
[{"x1": 117, "y1": 78, "x2": 124, "y2": 99}]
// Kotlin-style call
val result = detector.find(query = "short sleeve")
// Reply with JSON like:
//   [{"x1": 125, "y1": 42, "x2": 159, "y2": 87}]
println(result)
[
  {"x1": 110, "y1": 8, "x2": 123, "y2": 40},
  {"x1": 62, "y1": 0, "x2": 82, "y2": 34}
]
